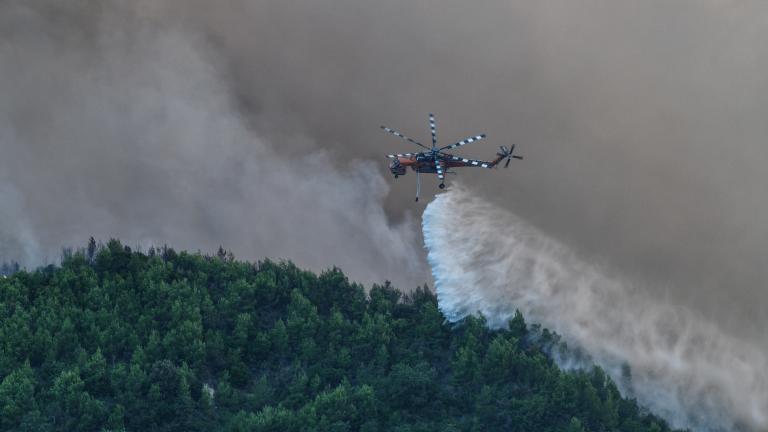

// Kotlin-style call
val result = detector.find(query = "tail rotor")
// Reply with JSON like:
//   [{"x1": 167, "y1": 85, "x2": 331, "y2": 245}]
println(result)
[{"x1": 499, "y1": 145, "x2": 523, "y2": 168}]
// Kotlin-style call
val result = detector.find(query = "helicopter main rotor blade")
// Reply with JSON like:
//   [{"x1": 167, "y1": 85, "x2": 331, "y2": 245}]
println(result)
[
  {"x1": 386, "y1": 153, "x2": 416, "y2": 159},
  {"x1": 429, "y1": 113, "x2": 437, "y2": 148},
  {"x1": 435, "y1": 155, "x2": 445, "y2": 181},
  {"x1": 447, "y1": 155, "x2": 494, "y2": 168},
  {"x1": 380, "y1": 126, "x2": 432, "y2": 151},
  {"x1": 439, "y1": 134, "x2": 487, "y2": 151}
]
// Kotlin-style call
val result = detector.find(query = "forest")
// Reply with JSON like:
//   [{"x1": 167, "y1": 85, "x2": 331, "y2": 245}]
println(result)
[{"x1": 0, "y1": 240, "x2": 682, "y2": 431}]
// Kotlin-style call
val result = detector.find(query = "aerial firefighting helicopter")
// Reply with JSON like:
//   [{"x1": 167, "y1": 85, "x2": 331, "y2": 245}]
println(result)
[{"x1": 382, "y1": 113, "x2": 522, "y2": 201}]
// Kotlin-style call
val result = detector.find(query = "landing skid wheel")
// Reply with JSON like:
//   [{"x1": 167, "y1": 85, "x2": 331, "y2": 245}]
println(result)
[{"x1": 438, "y1": 183, "x2": 446, "y2": 189}]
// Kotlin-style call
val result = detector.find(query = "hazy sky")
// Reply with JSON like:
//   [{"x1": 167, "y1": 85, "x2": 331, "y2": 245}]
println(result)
[{"x1": 3, "y1": 1, "x2": 768, "y2": 340}]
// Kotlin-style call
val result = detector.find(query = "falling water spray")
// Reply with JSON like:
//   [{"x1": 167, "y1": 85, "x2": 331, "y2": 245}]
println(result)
[{"x1": 422, "y1": 184, "x2": 768, "y2": 432}]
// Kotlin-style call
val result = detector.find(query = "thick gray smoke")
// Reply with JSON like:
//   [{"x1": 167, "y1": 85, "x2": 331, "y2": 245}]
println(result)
[
  {"x1": 139, "y1": 0, "x2": 768, "y2": 347},
  {"x1": 0, "y1": 2, "x2": 426, "y2": 287},
  {"x1": 5, "y1": 2, "x2": 768, "y2": 327},
  {"x1": 423, "y1": 185, "x2": 768, "y2": 431}
]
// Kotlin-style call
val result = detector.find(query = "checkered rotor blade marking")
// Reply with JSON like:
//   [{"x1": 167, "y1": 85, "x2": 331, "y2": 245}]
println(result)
[
  {"x1": 429, "y1": 113, "x2": 437, "y2": 148},
  {"x1": 435, "y1": 155, "x2": 445, "y2": 180},
  {"x1": 449, "y1": 155, "x2": 494, "y2": 168},
  {"x1": 381, "y1": 126, "x2": 431, "y2": 151},
  {"x1": 386, "y1": 153, "x2": 416, "y2": 159},
  {"x1": 439, "y1": 134, "x2": 487, "y2": 151}
]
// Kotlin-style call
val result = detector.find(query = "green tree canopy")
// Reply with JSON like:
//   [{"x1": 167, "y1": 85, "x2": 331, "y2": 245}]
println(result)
[{"x1": 0, "y1": 240, "x2": 683, "y2": 432}]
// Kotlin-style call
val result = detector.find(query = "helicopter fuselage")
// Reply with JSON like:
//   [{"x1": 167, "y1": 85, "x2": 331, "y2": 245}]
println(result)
[{"x1": 389, "y1": 153, "x2": 500, "y2": 177}]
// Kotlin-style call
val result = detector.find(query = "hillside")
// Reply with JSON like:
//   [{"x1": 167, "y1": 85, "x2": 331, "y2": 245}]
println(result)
[{"x1": 0, "y1": 240, "x2": 681, "y2": 431}]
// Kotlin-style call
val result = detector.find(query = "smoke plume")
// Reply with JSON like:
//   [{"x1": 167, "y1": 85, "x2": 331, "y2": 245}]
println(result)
[
  {"x1": 423, "y1": 185, "x2": 768, "y2": 432},
  {"x1": 4, "y1": 1, "x2": 768, "y2": 340},
  {"x1": 0, "y1": 2, "x2": 426, "y2": 287}
]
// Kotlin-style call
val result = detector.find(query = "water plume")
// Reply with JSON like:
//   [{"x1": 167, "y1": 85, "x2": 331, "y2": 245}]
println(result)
[{"x1": 423, "y1": 184, "x2": 768, "y2": 432}]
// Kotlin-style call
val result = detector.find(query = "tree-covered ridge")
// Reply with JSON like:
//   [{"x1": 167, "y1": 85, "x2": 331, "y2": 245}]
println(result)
[{"x1": 0, "y1": 240, "x2": 682, "y2": 432}]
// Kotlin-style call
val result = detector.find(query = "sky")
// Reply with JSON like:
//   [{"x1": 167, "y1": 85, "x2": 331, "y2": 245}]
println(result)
[{"x1": 2, "y1": 0, "x2": 768, "y2": 358}]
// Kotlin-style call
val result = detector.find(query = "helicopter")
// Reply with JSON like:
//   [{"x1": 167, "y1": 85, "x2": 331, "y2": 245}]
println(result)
[{"x1": 382, "y1": 113, "x2": 522, "y2": 201}]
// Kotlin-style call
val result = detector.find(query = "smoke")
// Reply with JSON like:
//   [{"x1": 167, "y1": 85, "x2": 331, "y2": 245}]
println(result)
[
  {"x1": 4, "y1": 1, "x2": 768, "y2": 341},
  {"x1": 138, "y1": 0, "x2": 768, "y2": 347},
  {"x1": 423, "y1": 185, "x2": 768, "y2": 432},
  {"x1": 0, "y1": 185, "x2": 40, "y2": 266},
  {"x1": 0, "y1": 1, "x2": 426, "y2": 287}
]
